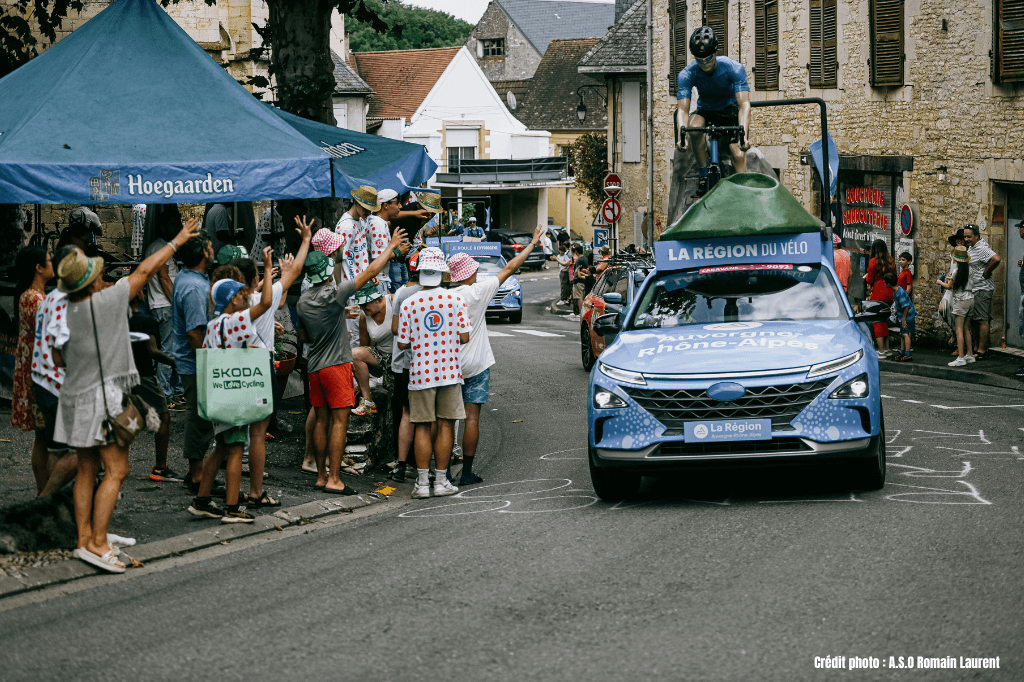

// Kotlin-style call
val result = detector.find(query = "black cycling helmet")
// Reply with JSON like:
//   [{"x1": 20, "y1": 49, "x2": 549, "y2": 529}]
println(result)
[{"x1": 689, "y1": 26, "x2": 718, "y2": 59}]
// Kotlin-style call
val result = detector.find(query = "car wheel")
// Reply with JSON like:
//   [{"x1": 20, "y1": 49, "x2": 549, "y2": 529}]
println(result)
[
  {"x1": 581, "y1": 323, "x2": 595, "y2": 371},
  {"x1": 508, "y1": 309, "x2": 522, "y2": 324},
  {"x1": 847, "y1": 411, "x2": 886, "y2": 490},
  {"x1": 589, "y1": 446, "x2": 642, "y2": 501}
]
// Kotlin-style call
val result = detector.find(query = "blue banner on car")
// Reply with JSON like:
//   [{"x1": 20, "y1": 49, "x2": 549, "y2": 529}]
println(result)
[
  {"x1": 655, "y1": 233, "x2": 821, "y2": 271},
  {"x1": 448, "y1": 242, "x2": 500, "y2": 256},
  {"x1": 683, "y1": 419, "x2": 772, "y2": 443}
]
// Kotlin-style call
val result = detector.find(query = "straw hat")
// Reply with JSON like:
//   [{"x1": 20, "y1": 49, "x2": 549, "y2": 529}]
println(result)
[
  {"x1": 351, "y1": 185, "x2": 381, "y2": 212},
  {"x1": 417, "y1": 191, "x2": 443, "y2": 213},
  {"x1": 951, "y1": 246, "x2": 970, "y2": 263},
  {"x1": 57, "y1": 251, "x2": 105, "y2": 293},
  {"x1": 447, "y1": 252, "x2": 478, "y2": 282}
]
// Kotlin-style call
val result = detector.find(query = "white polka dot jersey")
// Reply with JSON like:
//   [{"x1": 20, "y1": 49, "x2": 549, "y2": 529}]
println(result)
[
  {"x1": 203, "y1": 310, "x2": 257, "y2": 349},
  {"x1": 397, "y1": 290, "x2": 471, "y2": 389}
]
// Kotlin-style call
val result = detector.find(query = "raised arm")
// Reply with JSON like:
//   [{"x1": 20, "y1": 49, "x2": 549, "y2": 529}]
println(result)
[
  {"x1": 279, "y1": 215, "x2": 313, "y2": 291},
  {"x1": 249, "y1": 246, "x2": 276, "y2": 321},
  {"x1": 129, "y1": 218, "x2": 200, "y2": 300},
  {"x1": 353, "y1": 228, "x2": 410, "y2": 291},
  {"x1": 497, "y1": 224, "x2": 543, "y2": 285}
]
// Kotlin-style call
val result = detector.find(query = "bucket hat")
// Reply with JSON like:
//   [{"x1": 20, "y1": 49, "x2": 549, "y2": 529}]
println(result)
[
  {"x1": 58, "y1": 251, "x2": 105, "y2": 293},
  {"x1": 311, "y1": 228, "x2": 343, "y2": 256},
  {"x1": 832, "y1": 233, "x2": 842, "y2": 245},
  {"x1": 303, "y1": 251, "x2": 333, "y2": 284},
  {"x1": 217, "y1": 244, "x2": 248, "y2": 264},
  {"x1": 417, "y1": 247, "x2": 448, "y2": 273},
  {"x1": 351, "y1": 185, "x2": 381, "y2": 212},
  {"x1": 947, "y1": 229, "x2": 965, "y2": 247},
  {"x1": 951, "y1": 246, "x2": 970, "y2": 263},
  {"x1": 417, "y1": 192, "x2": 443, "y2": 214},
  {"x1": 354, "y1": 282, "x2": 383, "y2": 306},
  {"x1": 447, "y1": 252, "x2": 478, "y2": 282}
]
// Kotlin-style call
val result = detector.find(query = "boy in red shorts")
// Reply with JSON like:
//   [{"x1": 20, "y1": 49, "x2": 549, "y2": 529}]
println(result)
[{"x1": 296, "y1": 229, "x2": 409, "y2": 494}]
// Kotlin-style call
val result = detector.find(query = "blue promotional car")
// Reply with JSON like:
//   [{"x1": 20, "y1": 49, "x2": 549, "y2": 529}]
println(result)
[
  {"x1": 586, "y1": 175, "x2": 890, "y2": 500},
  {"x1": 448, "y1": 242, "x2": 524, "y2": 323}
]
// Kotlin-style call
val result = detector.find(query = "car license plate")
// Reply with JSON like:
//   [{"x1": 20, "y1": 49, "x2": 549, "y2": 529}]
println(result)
[{"x1": 683, "y1": 419, "x2": 772, "y2": 443}]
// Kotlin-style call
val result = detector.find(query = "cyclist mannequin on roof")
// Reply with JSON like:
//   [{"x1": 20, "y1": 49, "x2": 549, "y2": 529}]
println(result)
[{"x1": 675, "y1": 26, "x2": 751, "y2": 196}]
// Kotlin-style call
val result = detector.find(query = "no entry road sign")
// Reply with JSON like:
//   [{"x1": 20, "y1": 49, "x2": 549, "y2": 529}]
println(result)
[{"x1": 601, "y1": 197, "x2": 621, "y2": 224}]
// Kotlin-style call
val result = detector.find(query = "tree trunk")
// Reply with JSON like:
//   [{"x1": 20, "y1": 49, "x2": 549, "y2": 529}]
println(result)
[{"x1": 266, "y1": 0, "x2": 337, "y2": 126}]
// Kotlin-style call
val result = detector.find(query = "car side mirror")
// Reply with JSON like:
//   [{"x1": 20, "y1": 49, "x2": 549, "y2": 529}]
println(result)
[
  {"x1": 854, "y1": 300, "x2": 890, "y2": 323},
  {"x1": 593, "y1": 312, "x2": 622, "y2": 336},
  {"x1": 603, "y1": 292, "x2": 623, "y2": 305}
]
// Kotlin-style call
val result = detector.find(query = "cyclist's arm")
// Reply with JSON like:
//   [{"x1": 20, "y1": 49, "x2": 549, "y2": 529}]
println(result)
[{"x1": 736, "y1": 91, "x2": 751, "y2": 146}]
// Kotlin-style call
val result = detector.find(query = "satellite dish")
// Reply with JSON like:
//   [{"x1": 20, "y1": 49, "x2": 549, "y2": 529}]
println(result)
[{"x1": 506, "y1": 91, "x2": 517, "y2": 110}]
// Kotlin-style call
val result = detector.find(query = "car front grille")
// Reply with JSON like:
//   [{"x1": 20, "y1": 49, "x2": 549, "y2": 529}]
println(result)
[
  {"x1": 623, "y1": 379, "x2": 833, "y2": 434},
  {"x1": 652, "y1": 438, "x2": 813, "y2": 457}
]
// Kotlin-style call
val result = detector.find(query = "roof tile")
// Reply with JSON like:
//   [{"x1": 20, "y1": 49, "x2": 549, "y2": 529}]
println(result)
[
  {"x1": 331, "y1": 50, "x2": 372, "y2": 95},
  {"x1": 496, "y1": 0, "x2": 615, "y2": 55},
  {"x1": 578, "y1": 0, "x2": 646, "y2": 71},
  {"x1": 349, "y1": 47, "x2": 462, "y2": 120}
]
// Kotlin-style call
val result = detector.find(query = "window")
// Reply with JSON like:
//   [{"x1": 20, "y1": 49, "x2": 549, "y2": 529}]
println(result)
[
  {"x1": 668, "y1": 0, "x2": 687, "y2": 96},
  {"x1": 754, "y1": 0, "x2": 779, "y2": 90},
  {"x1": 703, "y1": 0, "x2": 728, "y2": 57},
  {"x1": 447, "y1": 146, "x2": 475, "y2": 172},
  {"x1": 809, "y1": 0, "x2": 837, "y2": 88},
  {"x1": 481, "y1": 38, "x2": 505, "y2": 58},
  {"x1": 993, "y1": 0, "x2": 1024, "y2": 83},
  {"x1": 621, "y1": 81, "x2": 642, "y2": 163},
  {"x1": 869, "y1": 0, "x2": 904, "y2": 86}
]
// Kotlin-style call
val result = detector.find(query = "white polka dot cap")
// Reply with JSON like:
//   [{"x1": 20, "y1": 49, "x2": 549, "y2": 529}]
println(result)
[{"x1": 417, "y1": 247, "x2": 448, "y2": 273}]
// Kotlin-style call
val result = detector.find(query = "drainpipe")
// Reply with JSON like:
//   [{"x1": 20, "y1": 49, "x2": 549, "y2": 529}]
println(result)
[{"x1": 646, "y1": 0, "x2": 655, "y2": 247}]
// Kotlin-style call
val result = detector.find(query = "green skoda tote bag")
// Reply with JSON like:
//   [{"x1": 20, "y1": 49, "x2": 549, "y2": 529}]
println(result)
[{"x1": 197, "y1": 318, "x2": 274, "y2": 426}]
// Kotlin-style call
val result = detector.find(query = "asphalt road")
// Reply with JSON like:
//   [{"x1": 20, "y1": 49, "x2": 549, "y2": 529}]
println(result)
[{"x1": 1, "y1": 273, "x2": 1020, "y2": 681}]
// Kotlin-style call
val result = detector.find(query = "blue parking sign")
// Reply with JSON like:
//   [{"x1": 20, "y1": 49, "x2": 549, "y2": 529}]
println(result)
[{"x1": 593, "y1": 228, "x2": 610, "y2": 248}]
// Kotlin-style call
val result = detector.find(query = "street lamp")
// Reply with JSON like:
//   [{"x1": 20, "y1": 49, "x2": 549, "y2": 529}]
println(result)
[{"x1": 575, "y1": 85, "x2": 607, "y2": 123}]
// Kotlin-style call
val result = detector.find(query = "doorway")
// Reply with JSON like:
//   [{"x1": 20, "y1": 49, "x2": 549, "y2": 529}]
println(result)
[{"x1": 1005, "y1": 186, "x2": 1024, "y2": 346}]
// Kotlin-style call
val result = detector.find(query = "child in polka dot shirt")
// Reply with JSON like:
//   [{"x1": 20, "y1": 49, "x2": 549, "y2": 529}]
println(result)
[{"x1": 396, "y1": 247, "x2": 471, "y2": 499}]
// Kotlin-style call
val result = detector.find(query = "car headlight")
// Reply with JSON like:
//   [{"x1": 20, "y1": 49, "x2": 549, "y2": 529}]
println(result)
[
  {"x1": 829, "y1": 373, "x2": 870, "y2": 399},
  {"x1": 593, "y1": 388, "x2": 627, "y2": 409},
  {"x1": 598, "y1": 362, "x2": 646, "y2": 385},
  {"x1": 808, "y1": 350, "x2": 863, "y2": 378}
]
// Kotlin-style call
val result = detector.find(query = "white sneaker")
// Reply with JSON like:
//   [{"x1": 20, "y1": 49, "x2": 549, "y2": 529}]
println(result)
[
  {"x1": 877, "y1": 351, "x2": 887, "y2": 359},
  {"x1": 964, "y1": 355, "x2": 976, "y2": 363},
  {"x1": 107, "y1": 533, "x2": 136, "y2": 547},
  {"x1": 432, "y1": 479, "x2": 459, "y2": 497},
  {"x1": 412, "y1": 484, "x2": 431, "y2": 499},
  {"x1": 556, "y1": 300, "x2": 567, "y2": 305},
  {"x1": 948, "y1": 357, "x2": 967, "y2": 367}
]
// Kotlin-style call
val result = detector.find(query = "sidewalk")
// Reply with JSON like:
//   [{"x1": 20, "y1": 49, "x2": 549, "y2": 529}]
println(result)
[{"x1": 878, "y1": 344, "x2": 1024, "y2": 391}]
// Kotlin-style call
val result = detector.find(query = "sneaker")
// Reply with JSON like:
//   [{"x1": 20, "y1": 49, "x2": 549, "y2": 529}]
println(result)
[
  {"x1": 1014, "y1": 366, "x2": 1024, "y2": 377},
  {"x1": 948, "y1": 357, "x2": 967, "y2": 367},
  {"x1": 188, "y1": 498, "x2": 225, "y2": 518},
  {"x1": 411, "y1": 484, "x2": 431, "y2": 499},
  {"x1": 694, "y1": 176, "x2": 709, "y2": 198},
  {"x1": 150, "y1": 467, "x2": 184, "y2": 482},
  {"x1": 388, "y1": 462, "x2": 407, "y2": 482},
  {"x1": 274, "y1": 418, "x2": 294, "y2": 433},
  {"x1": 222, "y1": 508, "x2": 255, "y2": 524},
  {"x1": 432, "y1": 479, "x2": 459, "y2": 497},
  {"x1": 877, "y1": 351, "x2": 887, "y2": 359},
  {"x1": 352, "y1": 399, "x2": 377, "y2": 416},
  {"x1": 556, "y1": 300, "x2": 568, "y2": 305},
  {"x1": 964, "y1": 355, "x2": 976, "y2": 363}
]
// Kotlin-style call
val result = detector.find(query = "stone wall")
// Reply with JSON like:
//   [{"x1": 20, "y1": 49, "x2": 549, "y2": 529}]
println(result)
[
  {"x1": 606, "y1": 76, "x2": 650, "y2": 249},
  {"x1": 650, "y1": 0, "x2": 1024, "y2": 342},
  {"x1": 467, "y1": 1, "x2": 542, "y2": 81}
]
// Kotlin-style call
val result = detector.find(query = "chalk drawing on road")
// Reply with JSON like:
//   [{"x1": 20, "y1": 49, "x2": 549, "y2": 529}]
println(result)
[
  {"x1": 891, "y1": 462, "x2": 973, "y2": 478},
  {"x1": 609, "y1": 497, "x2": 733, "y2": 510},
  {"x1": 398, "y1": 479, "x2": 597, "y2": 518},
  {"x1": 758, "y1": 492, "x2": 863, "y2": 504},
  {"x1": 887, "y1": 446, "x2": 912, "y2": 458},
  {"x1": 934, "y1": 445, "x2": 1021, "y2": 458},
  {"x1": 540, "y1": 447, "x2": 587, "y2": 460},
  {"x1": 885, "y1": 481, "x2": 991, "y2": 505},
  {"x1": 913, "y1": 429, "x2": 991, "y2": 444},
  {"x1": 886, "y1": 430, "x2": 902, "y2": 444},
  {"x1": 931, "y1": 403, "x2": 1024, "y2": 410}
]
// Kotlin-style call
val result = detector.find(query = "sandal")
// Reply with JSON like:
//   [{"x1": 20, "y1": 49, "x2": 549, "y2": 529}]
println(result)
[
  {"x1": 73, "y1": 547, "x2": 126, "y2": 574},
  {"x1": 245, "y1": 490, "x2": 280, "y2": 508}
]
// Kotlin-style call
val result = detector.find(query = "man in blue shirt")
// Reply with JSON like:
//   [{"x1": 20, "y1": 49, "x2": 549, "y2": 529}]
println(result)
[
  {"x1": 464, "y1": 217, "x2": 485, "y2": 238},
  {"x1": 675, "y1": 26, "x2": 751, "y2": 196},
  {"x1": 171, "y1": 231, "x2": 216, "y2": 490}
]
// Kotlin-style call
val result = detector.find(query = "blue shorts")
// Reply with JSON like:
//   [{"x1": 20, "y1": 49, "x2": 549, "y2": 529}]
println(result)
[
  {"x1": 461, "y1": 369, "x2": 491, "y2": 404},
  {"x1": 901, "y1": 319, "x2": 916, "y2": 335}
]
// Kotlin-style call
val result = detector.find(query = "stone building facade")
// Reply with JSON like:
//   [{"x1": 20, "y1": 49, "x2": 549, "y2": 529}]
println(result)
[
  {"x1": 466, "y1": 1, "x2": 542, "y2": 81},
  {"x1": 643, "y1": 0, "x2": 1024, "y2": 345}
]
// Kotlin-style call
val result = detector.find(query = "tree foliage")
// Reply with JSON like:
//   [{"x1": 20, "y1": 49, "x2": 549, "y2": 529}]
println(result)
[
  {"x1": 568, "y1": 132, "x2": 609, "y2": 213},
  {"x1": 347, "y1": 0, "x2": 471, "y2": 52}
]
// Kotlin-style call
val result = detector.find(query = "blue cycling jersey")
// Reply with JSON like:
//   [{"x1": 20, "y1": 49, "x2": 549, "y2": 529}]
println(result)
[{"x1": 676, "y1": 56, "x2": 750, "y2": 111}]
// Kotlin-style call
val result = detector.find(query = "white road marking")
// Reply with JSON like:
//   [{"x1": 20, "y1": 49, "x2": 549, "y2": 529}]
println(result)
[
  {"x1": 903, "y1": 399, "x2": 924, "y2": 404},
  {"x1": 487, "y1": 331, "x2": 513, "y2": 337},
  {"x1": 880, "y1": 394, "x2": 895, "y2": 399},
  {"x1": 508, "y1": 328, "x2": 565, "y2": 337},
  {"x1": 930, "y1": 404, "x2": 1024, "y2": 410}
]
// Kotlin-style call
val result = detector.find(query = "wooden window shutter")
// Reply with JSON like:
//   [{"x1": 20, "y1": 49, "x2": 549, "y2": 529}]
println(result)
[
  {"x1": 809, "y1": 0, "x2": 837, "y2": 87},
  {"x1": 669, "y1": 0, "x2": 688, "y2": 96},
  {"x1": 703, "y1": 0, "x2": 728, "y2": 57},
  {"x1": 754, "y1": 0, "x2": 779, "y2": 90},
  {"x1": 870, "y1": 0, "x2": 904, "y2": 86},
  {"x1": 994, "y1": 0, "x2": 1024, "y2": 83}
]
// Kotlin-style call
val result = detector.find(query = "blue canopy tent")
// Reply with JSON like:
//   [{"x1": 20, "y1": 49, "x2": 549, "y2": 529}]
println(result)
[{"x1": 0, "y1": 0, "x2": 436, "y2": 205}]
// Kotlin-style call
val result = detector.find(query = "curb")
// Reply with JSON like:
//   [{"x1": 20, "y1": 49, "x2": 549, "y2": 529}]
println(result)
[
  {"x1": 879, "y1": 359, "x2": 1024, "y2": 391},
  {"x1": 0, "y1": 486, "x2": 403, "y2": 600},
  {"x1": 549, "y1": 300, "x2": 572, "y2": 316}
]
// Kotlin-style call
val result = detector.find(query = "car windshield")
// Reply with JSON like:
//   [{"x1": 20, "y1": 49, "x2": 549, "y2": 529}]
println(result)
[
  {"x1": 508, "y1": 234, "x2": 532, "y2": 245},
  {"x1": 471, "y1": 255, "x2": 506, "y2": 274},
  {"x1": 631, "y1": 264, "x2": 848, "y2": 329}
]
